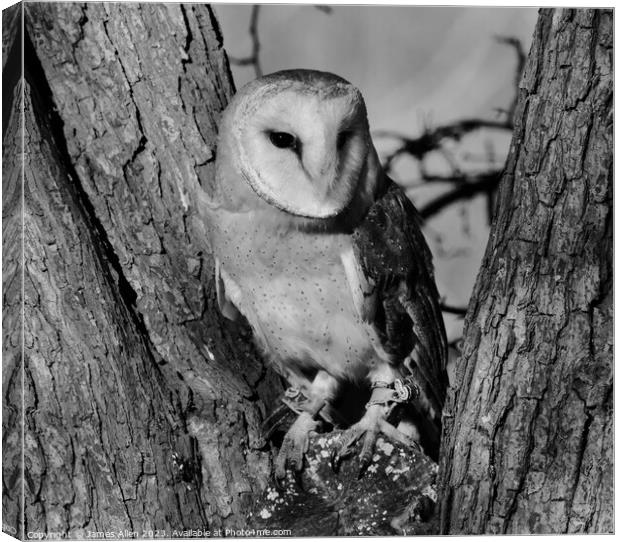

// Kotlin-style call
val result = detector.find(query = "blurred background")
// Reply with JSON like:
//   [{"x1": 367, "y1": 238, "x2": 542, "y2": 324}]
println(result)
[{"x1": 214, "y1": 3, "x2": 539, "y2": 347}]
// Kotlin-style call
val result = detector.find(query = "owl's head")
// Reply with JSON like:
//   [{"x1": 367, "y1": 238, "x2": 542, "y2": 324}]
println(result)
[{"x1": 217, "y1": 70, "x2": 381, "y2": 219}]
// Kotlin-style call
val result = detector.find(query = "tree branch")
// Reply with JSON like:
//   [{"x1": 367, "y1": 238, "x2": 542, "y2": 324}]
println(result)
[
  {"x1": 228, "y1": 5, "x2": 333, "y2": 79},
  {"x1": 439, "y1": 303, "x2": 468, "y2": 317},
  {"x1": 376, "y1": 36, "x2": 526, "y2": 225},
  {"x1": 228, "y1": 5, "x2": 262, "y2": 77},
  {"x1": 417, "y1": 171, "x2": 501, "y2": 219},
  {"x1": 377, "y1": 118, "x2": 512, "y2": 176}
]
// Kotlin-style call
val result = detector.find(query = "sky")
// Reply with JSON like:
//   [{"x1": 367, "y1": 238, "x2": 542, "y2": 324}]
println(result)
[
  {"x1": 215, "y1": 5, "x2": 537, "y2": 131},
  {"x1": 213, "y1": 4, "x2": 539, "y2": 342}
]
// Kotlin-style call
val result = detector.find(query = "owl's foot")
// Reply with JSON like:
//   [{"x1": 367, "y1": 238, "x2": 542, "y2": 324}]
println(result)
[
  {"x1": 331, "y1": 379, "x2": 421, "y2": 477},
  {"x1": 274, "y1": 411, "x2": 321, "y2": 484}
]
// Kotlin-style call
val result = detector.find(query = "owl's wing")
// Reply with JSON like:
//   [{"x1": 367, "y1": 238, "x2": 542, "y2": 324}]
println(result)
[
  {"x1": 215, "y1": 258, "x2": 241, "y2": 321},
  {"x1": 346, "y1": 180, "x2": 448, "y2": 419}
]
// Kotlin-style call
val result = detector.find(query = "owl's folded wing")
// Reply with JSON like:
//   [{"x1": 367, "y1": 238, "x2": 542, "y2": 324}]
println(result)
[
  {"x1": 215, "y1": 258, "x2": 241, "y2": 321},
  {"x1": 346, "y1": 180, "x2": 448, "y2": 420}
]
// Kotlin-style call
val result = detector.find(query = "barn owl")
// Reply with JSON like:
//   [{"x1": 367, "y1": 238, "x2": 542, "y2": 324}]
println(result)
[{"x1": 203, "y1": 69, "x2": 448, "y2": 480}]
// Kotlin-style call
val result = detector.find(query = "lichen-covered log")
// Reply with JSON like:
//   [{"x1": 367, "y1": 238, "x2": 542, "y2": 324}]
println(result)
[
  {"x1": 250, "y1": 432, "x2": 439, "y2": 536},
  {"x1": 438, "y1": 8, "x2": 613, "y2": 534}
]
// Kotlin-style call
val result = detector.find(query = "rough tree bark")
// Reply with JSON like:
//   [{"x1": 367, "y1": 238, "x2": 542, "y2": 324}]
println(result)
[
  {"x1": 438, "y1": 8, "x2": 613, "y2": 534},
  {"x1": 4, "y1": 2, "x2": 285, "y2": 537}
]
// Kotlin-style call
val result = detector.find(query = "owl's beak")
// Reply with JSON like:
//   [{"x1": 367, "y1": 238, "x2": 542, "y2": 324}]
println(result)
[
  {"x1": 303, "y1": 143, "x2": 335, "y2": 178},
  {"x1": 302, "y1": 141, "x2": 339, "y2": 202}
]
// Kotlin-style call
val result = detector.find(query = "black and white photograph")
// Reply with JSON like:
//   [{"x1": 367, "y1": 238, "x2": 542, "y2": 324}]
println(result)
[{"x1": 1, "y1": 1, "x2": 614, "y2": 538}]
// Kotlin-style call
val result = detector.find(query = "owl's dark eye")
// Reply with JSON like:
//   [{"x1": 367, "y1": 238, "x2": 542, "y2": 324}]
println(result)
[
  {"x1": 269, "y1": 131, "x2": 297, "y2": 150},
  {"x1": 337, "y1": 130, "x2": 352, "y2": 150}
]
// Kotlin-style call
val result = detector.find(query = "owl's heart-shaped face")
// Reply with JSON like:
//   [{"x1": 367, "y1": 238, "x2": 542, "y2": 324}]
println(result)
[{"x1": 222, "y1": 71, "x2": 373, "y2": 219}]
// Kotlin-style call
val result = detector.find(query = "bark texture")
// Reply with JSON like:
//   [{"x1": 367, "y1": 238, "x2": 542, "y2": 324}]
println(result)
[
  {"x1": 4, "y1": 2, "x2": 285, "y2": 537},
  {"x1": 3, "y1": 5, "x2": 24, "y2": 538},
  {"x1": 438, "y1": 8, "x2": 613, "y2": 534}
]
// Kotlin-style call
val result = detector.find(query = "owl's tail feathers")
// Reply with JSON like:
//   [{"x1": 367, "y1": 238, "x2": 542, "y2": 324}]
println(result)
[
  {"x1": 398, "y1": 365, "x2": 443, "y2": 461},
  {"x1": 399, "y1": 287, "x2": 448, "y2": 410}
]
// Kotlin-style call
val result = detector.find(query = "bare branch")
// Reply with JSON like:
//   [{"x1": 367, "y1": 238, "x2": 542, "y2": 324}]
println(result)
[
  {"x1": 229, "y1": 5, "x2": 331, "y2": 79},
  {"x1": 440, "y1": 303, "x2": 468, "y2": 317},
  {"x1": 417, "y1": 171, "x2": 501, "y2": 219},
  {"x1": 376, "y1": 117, "x2": 512, "y2": 154},
  {"x1": 248, "y1": 5, "x2": 262, "y2": 76},
  {"x1": 228, "y1": 5, "x2": 262, "y2": 77},
  {"x1": 376, "y1": 118, "x2": 512, "y2": 177},
  {"x1": 378, "y1": 37, "x2": 526, "y2": 220}
]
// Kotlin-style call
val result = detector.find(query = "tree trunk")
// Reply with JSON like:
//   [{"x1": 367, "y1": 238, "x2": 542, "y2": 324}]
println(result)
[
  {"x1": 4, "y1": 2, "x2": 285, "y2": 537},
  {"x1": 438, "y1": 8, "x2": 613, "y2": 534},
  {"x1": 3, "y1": 4, "x2": 25, "y2": 538}
]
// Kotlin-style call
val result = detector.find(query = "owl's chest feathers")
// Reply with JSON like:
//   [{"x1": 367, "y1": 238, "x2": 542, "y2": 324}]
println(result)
[{"x1": 215, "y1": 212, "x2": 376, "y2": 382}]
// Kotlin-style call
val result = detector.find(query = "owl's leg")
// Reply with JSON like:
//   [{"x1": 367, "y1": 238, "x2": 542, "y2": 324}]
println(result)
[
  {"x1": 274, "y1": 370, "x2": 338, "y2": 483},
  {"x1": 331, "y1": 363, "x2": 420, "y2": 477}
]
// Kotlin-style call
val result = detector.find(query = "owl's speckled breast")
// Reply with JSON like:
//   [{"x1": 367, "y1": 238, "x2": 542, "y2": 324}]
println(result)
[{"x1": 212, "y1": 210, "x2": 377, "y2": 383}]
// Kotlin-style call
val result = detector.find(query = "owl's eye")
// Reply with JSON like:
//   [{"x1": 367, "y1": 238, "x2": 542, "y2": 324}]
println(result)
[
  {"x1": 337, "y1": 130, "x2": 352, "y2": 150},
  {"x1": 269, "y1": 131, "x2": 297, "y2": 150}
]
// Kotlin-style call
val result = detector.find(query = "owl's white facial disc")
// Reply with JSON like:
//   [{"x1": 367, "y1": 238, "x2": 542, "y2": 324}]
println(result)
[{"x1": 231, "y1": 79, "x2": 370, "y2": 219}]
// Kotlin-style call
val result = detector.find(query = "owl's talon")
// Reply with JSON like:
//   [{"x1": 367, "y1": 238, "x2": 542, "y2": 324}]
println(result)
[
  {"x1": 330, "y1": 445, "x2": 354, "y2": 474},
  {"x1": 357, "y1": 461, "x2": 370, "y2": 480},
  {"x1": 273, "y1": 411, "x2": 318, "y2": 486},
  {"x1": 293, "y1": 469, "x2": 305, "y2": 491},
  {"x1": 273, "y1": 471, "x2": 284, "y2": 491},
  {"x1": 357, "y1": 444, "x2": 374, "y2": 479},
  {"x1": 330, "y1": 421, "x2": 370, "y2": 476},
  {"x1": 330, "y1": 403, "x2": 422, "y2": 478},
  {"x1": 330, "y1": 448, "x2": 341, "y2": 473},
  {"x1": 378, "y1": 418, "x2": 421, "y2": 451},
  {"x1": 354, "y1": 425, "x2": 379, "y2": 479},
  {"x1": 358, "y1": 427, "x2": 378, "y2": 470}
]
